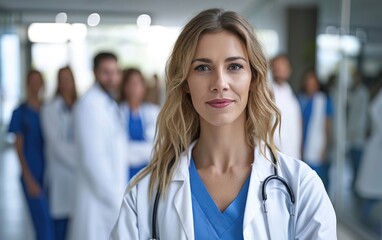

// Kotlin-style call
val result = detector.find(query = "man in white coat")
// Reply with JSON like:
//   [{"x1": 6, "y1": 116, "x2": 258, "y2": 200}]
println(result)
[
  {"x1": 271, "y1": 55, "x2": 302, "y2": 159},
  {"x1": 70, "y1": 52, "x2": 127, "y2": 240}
]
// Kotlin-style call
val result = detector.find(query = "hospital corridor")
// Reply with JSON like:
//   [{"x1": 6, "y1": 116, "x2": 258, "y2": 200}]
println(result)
[
  {"x1": 1, "y1": 0, "x2": 382, "y2": 239},
  {"x1": 0, "y1": 141, "x2": 378, "y2": 240}
]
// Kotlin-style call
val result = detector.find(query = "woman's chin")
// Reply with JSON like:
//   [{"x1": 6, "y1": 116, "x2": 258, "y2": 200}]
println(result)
[{"x1": 200, "y1": 115, "x2": 243, "y2": 128}]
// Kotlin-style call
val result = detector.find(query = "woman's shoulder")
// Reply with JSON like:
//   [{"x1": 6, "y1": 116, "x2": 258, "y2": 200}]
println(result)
[
  {"x1": 277, "y1": 152, "x2": 321, "y2": 187},
  {"x1": 142, "y1": 102, "x2": 160, "y2": 112},
  {"x1": 125, "y1": 171, "x2": 152, "y2": 200},
  {"x1": 42, "y1": 97, "x2": 61, "y2": 111},
  {"x1": 13, "y1": 102, "x2": 28, "y2": 112},
  {"x1": 9, "y1": 104, "x2": 26, "y2": 124}
]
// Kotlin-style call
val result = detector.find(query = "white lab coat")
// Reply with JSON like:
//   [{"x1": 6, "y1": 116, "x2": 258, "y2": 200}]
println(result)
[
  {"x1": 110, "y1": 141, "x2": 337, "y2": 240},
  {"x1": 302, "y1": 92, "x2": 328, "y2": 165},
  {"x1": 272, "y1": 82, "x2": 302, "y2": 159},
  {"x1": 41, "y1": 96, "x2": 77, "y2": 218},
  {"x1": 356, "y1": 89, "x2": 382, "y2": 199},
  {"x1": 120, "y1": 103, "x2": 160, "y2": 167},
  {"x1": 69, "y1": 84, "x2": 128, "y2": 240},
  {"x1": 347, "y1": 85, "x2": 369, "y2": 148}
]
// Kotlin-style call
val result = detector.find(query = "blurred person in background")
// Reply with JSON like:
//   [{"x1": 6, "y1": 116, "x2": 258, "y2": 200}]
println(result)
[
  {"x1": 8, "y1": 70, "x2": 54, "y2": 240},
  {"x1": 145, "y1": 73, "x2": 162, "y2": 105},
  {"x1": 298, "y1": 70, "x2": 334, "y2": 190},
  {"x1": 346, "y1": 71, "x2": 369, "y2": 192},
  {"x1": 270, "y1": 54, "x2": 302, "y2": 159},
  {"x1": 119, "y1": 68, "x2": 160, "y2": 180},
  {"x1": 325, "y1": 74, "x2": 338, "y2": 165},
  {"x1": 356, "y1": 73, "x2": 382, "y2": 219},
  {"x1": 41, "y1": 66, "x2": 78, "y2": 240},
  {"x1": 70, "y1": 52, "x2": 127, "y2": 240}
]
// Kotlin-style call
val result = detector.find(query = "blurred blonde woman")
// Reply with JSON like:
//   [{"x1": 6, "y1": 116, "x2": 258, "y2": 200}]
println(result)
[{"x1": 110, "y1": 9, "x2": 336, "y2": 240}]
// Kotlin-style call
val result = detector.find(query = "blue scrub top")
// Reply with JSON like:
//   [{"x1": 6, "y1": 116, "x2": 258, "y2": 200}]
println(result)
[
  {"x1": 8, "y1": 103, "x2": 45, "y2": 184},
  {"x1": 189, "y1": 159, "x2": 250, "y2": 240},
  {"x1": 127, "y1": 109, "x2": 145, "y2": 141},
  {"x1": 127, "y1": 109, "x2": 147, "y2": 178},
  {"x1": 298, "y1": 93, "x2": 334, "y2": 149}
]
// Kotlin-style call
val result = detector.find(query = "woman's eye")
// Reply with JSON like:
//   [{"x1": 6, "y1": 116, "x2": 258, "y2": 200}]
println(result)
[
  {"x1": 194, "y1": 65, "x2": 211, "y2": 72},
  {"x1": 228, "y1": 64, "x2": 243, "y2": 71}
]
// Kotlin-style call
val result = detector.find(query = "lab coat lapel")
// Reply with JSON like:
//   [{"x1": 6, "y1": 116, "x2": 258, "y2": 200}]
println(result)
[
  {"x1": 172, "y1": 143, "x2": 195, "y2": 240},
  {"x1": 96, "y1": 84, "x2": 123, "y2": 129},
  {"x1": 243, "y1": 145, "x2": 274, "y2": 239}
]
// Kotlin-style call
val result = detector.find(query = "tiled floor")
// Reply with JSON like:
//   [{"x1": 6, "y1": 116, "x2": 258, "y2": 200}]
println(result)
[
  {"x1": 338, "y1": 223, "x2": 366, "y2": 240},
  {"x1": 0, "y1": 145, "x2": 33, "y2": 240},
  {"x1": 0, "y1": 142, "x2": 378, "y2": 240}
]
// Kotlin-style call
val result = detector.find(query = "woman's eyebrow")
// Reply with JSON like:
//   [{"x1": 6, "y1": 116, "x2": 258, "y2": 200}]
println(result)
[
  {"x1": 191, "y1": 56, "x2": 247, "y2": 64},
  {"x1": 225, "y1": 56, "x2": 247, "y2": 62},
  {"x1": 191, "y1": 58, "x2": 212, "y2": 63}
]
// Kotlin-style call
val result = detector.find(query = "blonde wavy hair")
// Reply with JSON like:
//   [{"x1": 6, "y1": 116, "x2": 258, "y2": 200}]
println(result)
[{"x1": 131, "y1": 8, "x2": 281, "y2": 197}]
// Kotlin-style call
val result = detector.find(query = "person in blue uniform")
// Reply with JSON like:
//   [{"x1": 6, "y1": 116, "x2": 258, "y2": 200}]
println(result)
[
  {"x1": 298, "y1": 70, "x2": 334, "y2": 190},
  {"x1": 8, "y1": 70, "x2": 54, "y2": 240},
  {"x1": 119, "y1": 68, "x2": 159, "y2": 180}
]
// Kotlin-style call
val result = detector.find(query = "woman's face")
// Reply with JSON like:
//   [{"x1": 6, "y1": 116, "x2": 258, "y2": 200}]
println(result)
[
  {"x1": 186, "y1": 31, "x2": 252, "y2": 127},
  {"x1": 124, "y1": 72, "x2": 146, "y2": 103},
  {"x1": 28, "y1": 72, "x2": 43, "y2": 96},
  {"x1": 58, "y1": 69, "x2": 75, "y2": 95},
  {"x1": 304, "y1": 72, "x2": 319, "y2": 95}
]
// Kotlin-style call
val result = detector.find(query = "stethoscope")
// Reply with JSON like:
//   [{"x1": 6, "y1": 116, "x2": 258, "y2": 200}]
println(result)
[{"x1": 150, "y1": 148, "x2": 296, "y2": 240}]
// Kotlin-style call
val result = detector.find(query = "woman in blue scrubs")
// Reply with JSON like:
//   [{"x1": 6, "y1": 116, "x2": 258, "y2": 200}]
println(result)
[
  {"x1": 8, "y1": 70, "x2": 54, "y2": 240},
  {"x1": 119, "y1": 68, "x2": 159, "y2": 180},
  {"x1": 298, "y1": 70, "x2": 334, "y2": 190},
  {"x1": 111, "y1": 9, "x2": 337, "y2": 240}
]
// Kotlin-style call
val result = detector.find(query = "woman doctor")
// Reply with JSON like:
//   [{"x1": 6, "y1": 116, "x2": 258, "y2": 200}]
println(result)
[
  {"x1": 119, "y1": 68, "x2": 160, "y2": 179},
  {"x1": 110, "y1": 9, "x2": 336, "y2": 240},
  {"x1": 41, "y1": 67, "x2": 77, "y2": 240},
  {"x1": 8, "y1": 70, "x2": 54, "y2": 240}
]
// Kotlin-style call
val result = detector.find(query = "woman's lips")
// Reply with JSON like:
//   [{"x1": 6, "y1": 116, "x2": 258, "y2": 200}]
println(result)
[{"x1": 206, "y1": 99, "x2": 234, "y2": 108}]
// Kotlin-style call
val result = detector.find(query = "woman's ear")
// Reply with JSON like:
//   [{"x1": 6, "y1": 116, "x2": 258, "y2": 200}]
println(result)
[
  {"x1": 249, "y1": 78, "x2": 255, "y2": 92},
  {"x1": 183, "y1": 82, "x2": 190, "y2": 93}
]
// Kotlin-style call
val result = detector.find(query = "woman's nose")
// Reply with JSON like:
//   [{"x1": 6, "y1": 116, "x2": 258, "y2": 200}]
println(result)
[{"x1": 210, "y1": 69, "x2": 229, "y2": 92}]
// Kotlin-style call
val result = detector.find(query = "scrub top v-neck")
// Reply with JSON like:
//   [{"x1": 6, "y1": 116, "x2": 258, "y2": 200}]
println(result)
[
  {"x1": 127, "y1": 109, "x2": 145, "y2": 141},
  {"x1": 127, "y1": 108, "x2": 147, "y2": 178},
  {"x1": 189, "y1": 159, "x2": 250, "y2": 240}
]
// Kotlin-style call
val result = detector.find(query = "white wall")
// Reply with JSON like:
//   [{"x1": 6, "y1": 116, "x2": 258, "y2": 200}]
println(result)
[{"x1": 244, "y1": 1, "x2": 288, "y2": 54}]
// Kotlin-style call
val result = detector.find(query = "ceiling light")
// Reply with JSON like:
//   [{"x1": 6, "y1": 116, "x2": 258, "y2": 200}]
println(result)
[
  {"x1": 137, "y1": 14, "x2": 151, "y2": 28},
  {"x1": 87, "y1": 13, "x2": 100, "y2": 27},
  {"x1": 28, "y1": 23, "x2": 71, "y2": 43},
  {"x1": 55, "y1": 12, "x2": 68, "y2": 23}
]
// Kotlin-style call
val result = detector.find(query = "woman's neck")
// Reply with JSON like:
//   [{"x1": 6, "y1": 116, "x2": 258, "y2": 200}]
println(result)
[
  {"x1": 128, "y1": 100, "x2": 141, "y2": 111},
  {"x1": 62, "y1": 94, "x2": 75, "y2": 107},
  {"x1": 27, "y1": 96, "x2": 41, "y2": 110},
  {"x1": 192, "y1": 113, "x2": 252, "y2": 172}
]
